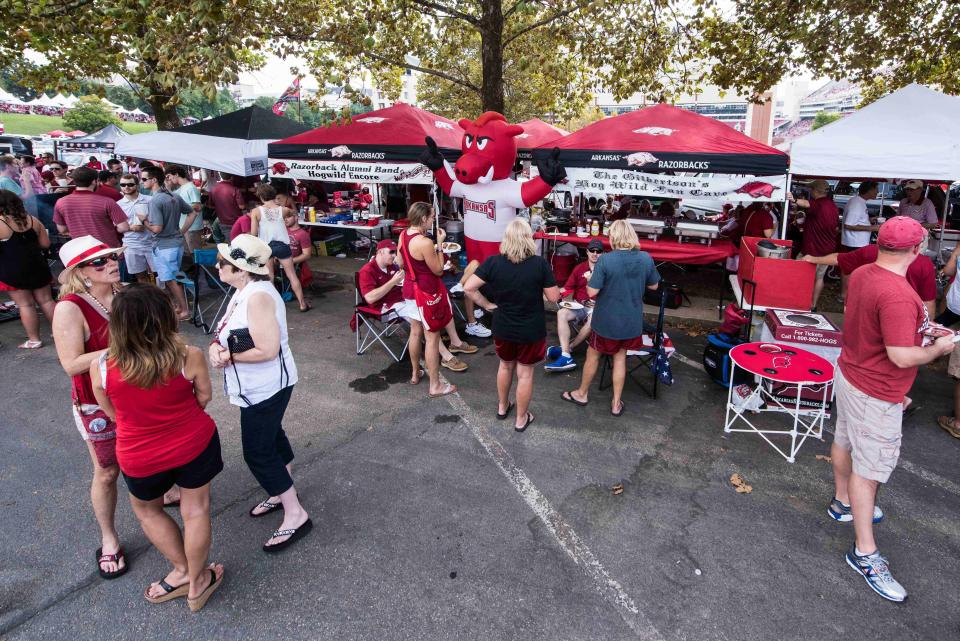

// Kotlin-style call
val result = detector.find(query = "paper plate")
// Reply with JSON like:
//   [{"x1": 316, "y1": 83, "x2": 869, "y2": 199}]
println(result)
[
  {"x1": 559, "y1": 301, "x2": 584, "y2": 310},
  {"x1": 441, "y1": 242, "x2": 461, "y2": 254}
]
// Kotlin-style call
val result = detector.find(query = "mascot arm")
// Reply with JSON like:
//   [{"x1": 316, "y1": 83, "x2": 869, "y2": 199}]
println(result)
[
  {"x1": 420, "y1": 136, "x2": 456, "y2": 195},
  {"x1": 521, "y1": 146, "x2": 565, "y2": 206},
  {"x1": 520, "y1": 178, "x2": 555, "y2": 208}
]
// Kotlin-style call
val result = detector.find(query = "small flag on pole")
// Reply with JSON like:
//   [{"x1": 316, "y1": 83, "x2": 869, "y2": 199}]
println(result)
[{"x1": 272, "y1": 77, "x2": 301, "y2": 115}]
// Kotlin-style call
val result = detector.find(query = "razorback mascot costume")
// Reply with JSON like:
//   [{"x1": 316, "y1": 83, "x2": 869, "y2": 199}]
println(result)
[{"x1": 420, "y1": 111, "x2": 566, "y2": 264}]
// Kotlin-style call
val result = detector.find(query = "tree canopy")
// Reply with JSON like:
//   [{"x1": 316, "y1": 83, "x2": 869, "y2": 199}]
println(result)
[
  {"x1": 811, "y1": 111, "x2": 842, "y2": 131},
  {"x1": 62, "y1": 96, "x2": 122, "y2": 132}
]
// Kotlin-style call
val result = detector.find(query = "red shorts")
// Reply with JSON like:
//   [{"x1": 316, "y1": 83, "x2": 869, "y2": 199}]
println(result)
[
  {"x1": 464, "y1": 236, "x2": 500, "y2": 265},
  {"x1": 0, "y1": 280, "x2": 15, "y2": 292},
  {"x1": 494, "y1": 338, "x2": 546, "y2": 365},
  {"x1": 588, "y1": 331, "x2": 644, "y2": 356}
]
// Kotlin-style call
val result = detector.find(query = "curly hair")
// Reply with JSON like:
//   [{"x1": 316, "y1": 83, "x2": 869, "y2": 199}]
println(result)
[{"x1": 0, "y1": 189, "x2": 29, "y2": 227}]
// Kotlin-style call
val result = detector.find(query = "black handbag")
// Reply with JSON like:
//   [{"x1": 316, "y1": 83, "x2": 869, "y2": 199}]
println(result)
[
  {"x1": 644, "y1": 282, "x2": 687, "y2": 309},
  {"x1": 227, "y1": 328, "x2": 255, "y2": 353}
]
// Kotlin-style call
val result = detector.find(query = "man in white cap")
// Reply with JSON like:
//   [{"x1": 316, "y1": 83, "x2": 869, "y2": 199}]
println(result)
[
  {"x1": 829, "y1": 216, "x2": 954, "y2": 602},
  {"x1": 898, "y1": 180, "x2": 938, "y2": 228}
]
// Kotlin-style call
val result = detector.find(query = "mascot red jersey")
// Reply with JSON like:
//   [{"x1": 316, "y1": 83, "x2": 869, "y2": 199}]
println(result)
[{"x1": 420, "y1": 111, "x2": 565, "y2": 263}]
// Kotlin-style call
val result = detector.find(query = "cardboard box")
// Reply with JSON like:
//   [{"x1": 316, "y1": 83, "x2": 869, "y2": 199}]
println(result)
[
  {"x1": 314, "y1": 233, "x2": 346, "y2": 256},
  {"x1": 763, "y1": 309, "x2": 843, "y2": 349},
  {"x1": 738, "y1": 237, "x2": 815, "y2": 310}
]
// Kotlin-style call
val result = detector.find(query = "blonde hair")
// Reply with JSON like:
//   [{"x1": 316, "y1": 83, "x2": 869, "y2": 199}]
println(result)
[
  {"x1": 607, "y1": 219, "x2": 640, "y2": 251},
  {"x1": 108, "y1": 283, "x2": 185, "y2": 388},
  {"x1": 500, "y1": 218, "x2": 536, "y2": 264},
  {"x1": 407, "y1": 202, "x2": 434, "y2": 228},
  {"x1": 58, "y1": 269, "x2": 91, "y2": 298}
]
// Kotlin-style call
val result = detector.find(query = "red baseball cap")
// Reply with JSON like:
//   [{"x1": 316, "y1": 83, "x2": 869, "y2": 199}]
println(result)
[
  {"x1": 877, "y1": 216, "x2": 926, "y2": 249},
  {"x1": 376, "y1": 239, "x2": 397, "y2": 251}
]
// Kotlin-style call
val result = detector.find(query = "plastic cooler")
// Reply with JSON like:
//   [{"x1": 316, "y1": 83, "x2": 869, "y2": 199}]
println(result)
[{"x1": 737, "y1": 237, "x2": 815, "y2": 311}]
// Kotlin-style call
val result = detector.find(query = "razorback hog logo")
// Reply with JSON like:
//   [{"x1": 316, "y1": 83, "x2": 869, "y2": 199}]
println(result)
[
  {"x1": 454, "y1": 112, "x2": 523, "y2": 184},
  {"x1": 271, "y1": 161, "x2": 288, "y2": 175},
  {"x1": 463, "y1": 198, "x2": 496, "y2": 221},
  {"x1": 624, "y1": 152, "x2": 658, "y2": 168},
  {"x1": 633, "y1": 127, "x2": 675, "y2": 136},
  {"x1": 330, "y1": 145, "x2": 352, "y2": 158},
  {"x1": 434, "y1": 120, "x2": 454, "y2": 130},
  {"x1": 734, "y1": 181, "x2": 780, "y2": 198}
]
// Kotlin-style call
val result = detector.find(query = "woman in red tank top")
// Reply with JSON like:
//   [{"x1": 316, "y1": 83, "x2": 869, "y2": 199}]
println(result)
[
  {"x1": 52, "y1": 236, "x2": 128, "y2": 580},
  {"x1": 90, "y1": 284, "x2": 224, "y2": 610},
  {"x1": 399, "y1": 202, "x2": 456, "y2": 398}
]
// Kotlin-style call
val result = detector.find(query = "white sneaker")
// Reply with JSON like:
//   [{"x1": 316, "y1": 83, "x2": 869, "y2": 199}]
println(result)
[
  {"x1": 465, "y1": 322, "x2": 492, "y2": 338},
  {"x1": 473, "y1": 308, "x2": 484, "y2": 320},
  {"x1": 449, "y1": 283, "x2": 465, "y2": 294}
]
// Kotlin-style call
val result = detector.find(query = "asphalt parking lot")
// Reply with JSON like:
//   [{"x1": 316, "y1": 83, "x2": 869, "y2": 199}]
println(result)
[{"x1": 1, "y1": 284, "x2": 958, "y2": 641}]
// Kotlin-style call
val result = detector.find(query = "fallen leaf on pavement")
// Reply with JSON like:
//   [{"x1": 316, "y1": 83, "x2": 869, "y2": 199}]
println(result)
[
  {"x1": 815, "y1": 454, "x2": 832, "y2": 463},
  {"x1": 729, "y1": 473, "x2": 753, "y2": 494},
  {"x1": 611, "y1": 483, "x2": 624, "y2": 496}
]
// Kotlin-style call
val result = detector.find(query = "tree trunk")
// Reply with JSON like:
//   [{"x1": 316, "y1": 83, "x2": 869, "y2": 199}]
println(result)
[
  {"x1": 479, "y1": 0, "x2": 506, "y2": 114},
  {"x1": 147, "y1": 89, "x2": 181, "y2": 130}
]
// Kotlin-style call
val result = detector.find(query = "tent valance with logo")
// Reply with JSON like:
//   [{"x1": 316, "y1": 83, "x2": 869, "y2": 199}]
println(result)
[
  {"x1": 115, "y1": 106, "x2": 309, "y2": 176},
  {"x1": 268, "y1": 103, "x2": 464, "y2": 184},
  {"x1": 531, "y1": 103, "x2": 790, "y2": 204}
]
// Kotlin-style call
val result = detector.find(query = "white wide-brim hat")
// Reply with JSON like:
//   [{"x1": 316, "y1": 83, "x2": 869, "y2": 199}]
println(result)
[
  {"x1": 217, "y1": 234, "x2": 271, "y2": 275},
  {"x1": 57, "y1": 235, "x2": 125, "y2": 284}
]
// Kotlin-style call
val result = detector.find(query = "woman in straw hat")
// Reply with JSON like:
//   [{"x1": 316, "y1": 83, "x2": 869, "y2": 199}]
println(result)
[
  {"x1": 208, "y1": 234, "x2": 311, "y2": 552},
  {"x1": 51, "y1": 235, "x2": 129, "y2": 579}
]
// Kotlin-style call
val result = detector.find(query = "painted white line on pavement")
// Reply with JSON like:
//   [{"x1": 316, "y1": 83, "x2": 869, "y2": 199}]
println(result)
[
  {"x1": 672, "y1": 352, "x2": 960, "y2": 499},
  {"x1": 442, "y1": 388, "x2": 663, "y2": 641}
]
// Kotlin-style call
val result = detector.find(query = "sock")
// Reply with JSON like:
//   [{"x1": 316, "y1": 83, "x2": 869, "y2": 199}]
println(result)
[
  {"x1": 854, "y1": 547, "x2": 874, "y2": 557},
  {"x1": 562, "y1": 351, "x2": 571, "y2": 358}
]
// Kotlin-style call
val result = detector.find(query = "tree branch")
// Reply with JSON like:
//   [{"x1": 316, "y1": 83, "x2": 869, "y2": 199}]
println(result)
[
  {"x1": 503, "y1": 5, "x2": 580, "y2": 46},
  {"x1": 503, "y1": 0, "x2": 526, "y2": 20},
  {"x1": 363, "y1": 51, "x2": 481, "y2": 92},
  {"x1": 408, "y1": 0, "x2": 478, "y2": 25}
]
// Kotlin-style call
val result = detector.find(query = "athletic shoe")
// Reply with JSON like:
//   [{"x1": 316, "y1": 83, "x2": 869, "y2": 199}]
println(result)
[
  {"x1": 827, "y1": 498, "x2": 884, "y2": 523},
  {"x1": 546, "y1": 345, "x2": 562, "y2": 361},
  {"x1": 846, "y1": 547, "x2": 907, "y2": 602},
  {"x1": 449, "y1": 283, "x2": 465, "y2": 294},
  {"x1": 545, "y1": 354, "x2": 577, "y2": 372},
  {"x1": 448, "y1": 342, "x2": 478, "y2": 355},
  {"x1": 465, "y1": 322, "x2": 492, "y2": 338},
  {"x1": 441, "y1": 356, "x2": 468, "y2": 372}
]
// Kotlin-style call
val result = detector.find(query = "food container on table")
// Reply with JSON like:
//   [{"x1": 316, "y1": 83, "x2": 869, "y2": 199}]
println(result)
[{"x1": 756, "y1": 239, "x2": 791, "y2": 259}]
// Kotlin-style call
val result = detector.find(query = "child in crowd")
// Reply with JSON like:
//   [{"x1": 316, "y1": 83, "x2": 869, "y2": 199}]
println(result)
[{"x1": 284, "y1": 209, "x2": 313, "y2": 289}]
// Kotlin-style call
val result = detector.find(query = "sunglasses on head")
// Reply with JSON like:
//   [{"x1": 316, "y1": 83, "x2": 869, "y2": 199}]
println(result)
[{"x1": 80, "y1": 253, "x2": 121, "y2": 269}]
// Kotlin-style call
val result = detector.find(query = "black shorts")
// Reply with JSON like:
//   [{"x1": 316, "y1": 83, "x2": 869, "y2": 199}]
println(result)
[
  {"x1": 269, "y1": 240, "x2": 292, "y2": 259},
  {"x1": 123, "y1": 431, "x2": 223, "y2": 501}
]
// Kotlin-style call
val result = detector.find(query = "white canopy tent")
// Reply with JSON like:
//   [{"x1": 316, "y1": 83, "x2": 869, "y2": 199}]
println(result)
[
  {"x1": 791, "y1": 84, "x2": 960, "y2": 181},
  {"x1": 64, "y1": 94, "x2": 80, "y2": 107},
  {"x1": 51, "y1": 93, "x2": 71, "y2": 107},
  {"x1": 0, "y1": 88, "x2": 24, "y2": 105}
]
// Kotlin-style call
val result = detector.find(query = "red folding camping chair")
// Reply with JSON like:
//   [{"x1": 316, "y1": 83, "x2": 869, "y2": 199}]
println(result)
[{"x1": 354, "y1": 272, "x2": 409, "y2": 362}]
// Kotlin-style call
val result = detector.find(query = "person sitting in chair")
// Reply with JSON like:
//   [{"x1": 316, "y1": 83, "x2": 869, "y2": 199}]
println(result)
[
  {"x1": 358, "y1": 240, "x2": 477, "y2": 374},
  {"x1": 545, "y1": 238, "x2": 603, "y2": 372}
]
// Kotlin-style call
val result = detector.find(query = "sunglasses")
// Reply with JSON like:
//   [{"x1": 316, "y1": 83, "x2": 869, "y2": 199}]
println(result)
[
  {"x1": 119, "y1": 182, "x2": 137, "y2": 187},
  {"x1": 79, "y1": 253, "x2": 121, "y2": 269},
  {"x1": 387, "y1": 249, "x2": 397, "y2": 254},
  {"x1": 587, "y1": 249, "x2": 602, "y2": 254},
  {"x1": 49, "y1": 166, "x2": 64, "y2": 171}
]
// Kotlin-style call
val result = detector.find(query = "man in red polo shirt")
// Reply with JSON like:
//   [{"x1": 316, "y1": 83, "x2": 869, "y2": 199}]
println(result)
[
  {"x1": 53, "y1": 166, "x2": 129, "y2": 246},
  {"x1": 799, "y1": 180, "x2": 839, "y2": 310},
  {"x1": 829, "y1": 216, "x2": 954, "y2": 602},
  {"x1": 802, "y1": 242, "x2": 937, "y2": 317},
  {"x1": 210, "y1": 172, "x2": 246, "y2": 243}
]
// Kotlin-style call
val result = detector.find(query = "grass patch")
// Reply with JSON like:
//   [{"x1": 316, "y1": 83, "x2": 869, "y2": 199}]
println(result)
[{"x1": 0, "y1": 112, "x2": 156, "y2": 136}]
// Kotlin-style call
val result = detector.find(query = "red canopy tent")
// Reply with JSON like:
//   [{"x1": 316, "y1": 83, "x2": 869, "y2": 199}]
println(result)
[
  {"x1": 46, "y1": 130, "x2": 68, "y2": 138},
  {"x1": 516, "y1": 118, "x2": 568, "y2": 161},
  {"x1": 67, "y1": 130, "x2": 87, "y2": 137},
  {"x1": 268, "y1": 103, "x2": 465, "y2": 184},
  {"x1": 533, "y1": 104, "x2": 788, "y2": 175}
]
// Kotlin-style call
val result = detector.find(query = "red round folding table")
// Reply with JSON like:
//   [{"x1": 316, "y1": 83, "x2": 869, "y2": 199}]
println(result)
[{"x1": 723, "y1": 342, "x2": 834, "y2": 463}]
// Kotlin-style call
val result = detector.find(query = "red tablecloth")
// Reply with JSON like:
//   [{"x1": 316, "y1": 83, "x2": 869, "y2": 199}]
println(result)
[{"x1": 534, "y1": 232, "x2": 736, "y2": 265}]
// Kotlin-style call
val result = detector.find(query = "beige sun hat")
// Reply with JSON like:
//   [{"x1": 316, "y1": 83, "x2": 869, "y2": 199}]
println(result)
[
  {"x1": 57, "y1": 235, "x2": 125, "y2": 284},
  {"x1": 216, "y1": 233, "x2": 271, "y2": 275}
]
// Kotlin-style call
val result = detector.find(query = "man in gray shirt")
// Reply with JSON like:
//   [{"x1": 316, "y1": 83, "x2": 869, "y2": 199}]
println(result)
[{"x1": 142, "y1": 165, "x2": 196, "y2": 320}]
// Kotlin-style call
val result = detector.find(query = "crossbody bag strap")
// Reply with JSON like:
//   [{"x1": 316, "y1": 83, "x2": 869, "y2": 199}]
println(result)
[{"x1": 399, "y1": 230, "x2": 418, "y2": 285}]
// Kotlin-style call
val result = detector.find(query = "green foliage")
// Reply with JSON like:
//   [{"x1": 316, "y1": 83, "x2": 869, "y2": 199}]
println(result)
[
  {"x1": 177, "y1": 89, "x2": 239, "y2": 119},
  {"x1": 811, "y1": 111, "x2": 842, "y2": 131},
  {"x1": 62, "y1": 96, "x2": 121, "y2": 133}
]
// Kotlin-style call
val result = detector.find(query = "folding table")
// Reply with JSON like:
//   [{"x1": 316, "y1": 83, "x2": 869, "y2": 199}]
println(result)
[{"x1": 723, "y1": 342, "x2": 833, "y2": 463}]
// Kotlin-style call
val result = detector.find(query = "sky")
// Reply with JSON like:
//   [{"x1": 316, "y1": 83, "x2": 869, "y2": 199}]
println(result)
[{"x1": 238, "y1": 55, "x2": 318, "y2": 96}]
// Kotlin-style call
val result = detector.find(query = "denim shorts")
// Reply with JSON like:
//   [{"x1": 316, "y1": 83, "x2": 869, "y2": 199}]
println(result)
[
  {"x1": 153, "y1": 245, "x2": 184, "y2": 282},
  {"x1": 269, "y1": 240, "x2": 292, "y2": 260}
]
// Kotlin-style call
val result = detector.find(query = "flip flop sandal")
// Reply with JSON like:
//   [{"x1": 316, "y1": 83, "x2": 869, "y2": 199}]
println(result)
[
  {"x1": 299, "y1": 304, "x2": 312, "y2": 313},
  {"x1": 611, "y1": 402, "x2": 626, "y2": 417},
  {"x1": 144, "y1": 579, "x2": 190, "y2": 604},
  {"x1": 938, "y1": 416, "x2": 960, "y2": 438},
  {"x1": 515, "y1": 412, "x2": 534, "y2": 432},
  {"x1": 96, "y1": 547, "x2": 129, "y2": 580},
  {"x1": 17, "y1": 340, "x2": 42, "y2": 349},
  {"x1": 561, "y1": 390, "x2": 588, "y2": 407},
  {"x1": 263, "y1": 518, "x2": 314, "y2": 554},
  {"x1": 249, "y1": 499, "x2": 283, "y2": 518},
  {"x1": 429, "y1": 383, "x2": 457, "y2": 399},
  {"x1": 409, "y1": 368, "x2": 425, "y2": 385},
  {"x1": 497, "y1": 402, "x2": 515, "y2": 420},
  {"x1": 187, "y1": 568, "x2": 223, "y2": 612}
]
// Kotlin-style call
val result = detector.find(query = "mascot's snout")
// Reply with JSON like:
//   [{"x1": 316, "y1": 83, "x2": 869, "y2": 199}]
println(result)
[{"x1": 452, "y1": 153, "x2": 495, "y2": 185}]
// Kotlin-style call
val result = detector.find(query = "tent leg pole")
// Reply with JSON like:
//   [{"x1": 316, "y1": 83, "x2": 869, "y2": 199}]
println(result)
[{"x1": 780, "y1": 173, "x2": 792, "y2": 240}]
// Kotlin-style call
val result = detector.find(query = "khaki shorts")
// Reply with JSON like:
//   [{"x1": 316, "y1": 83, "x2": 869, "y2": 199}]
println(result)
[
  {"x1": 948, "y1": 348, "x2": 960, "y2": 379},
  {"x1": 799, "y1": 254, "x2": 830, "y2": 280},
  {"x1": 833, "y1": 368, "x2": 903, "y2": 483}
]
